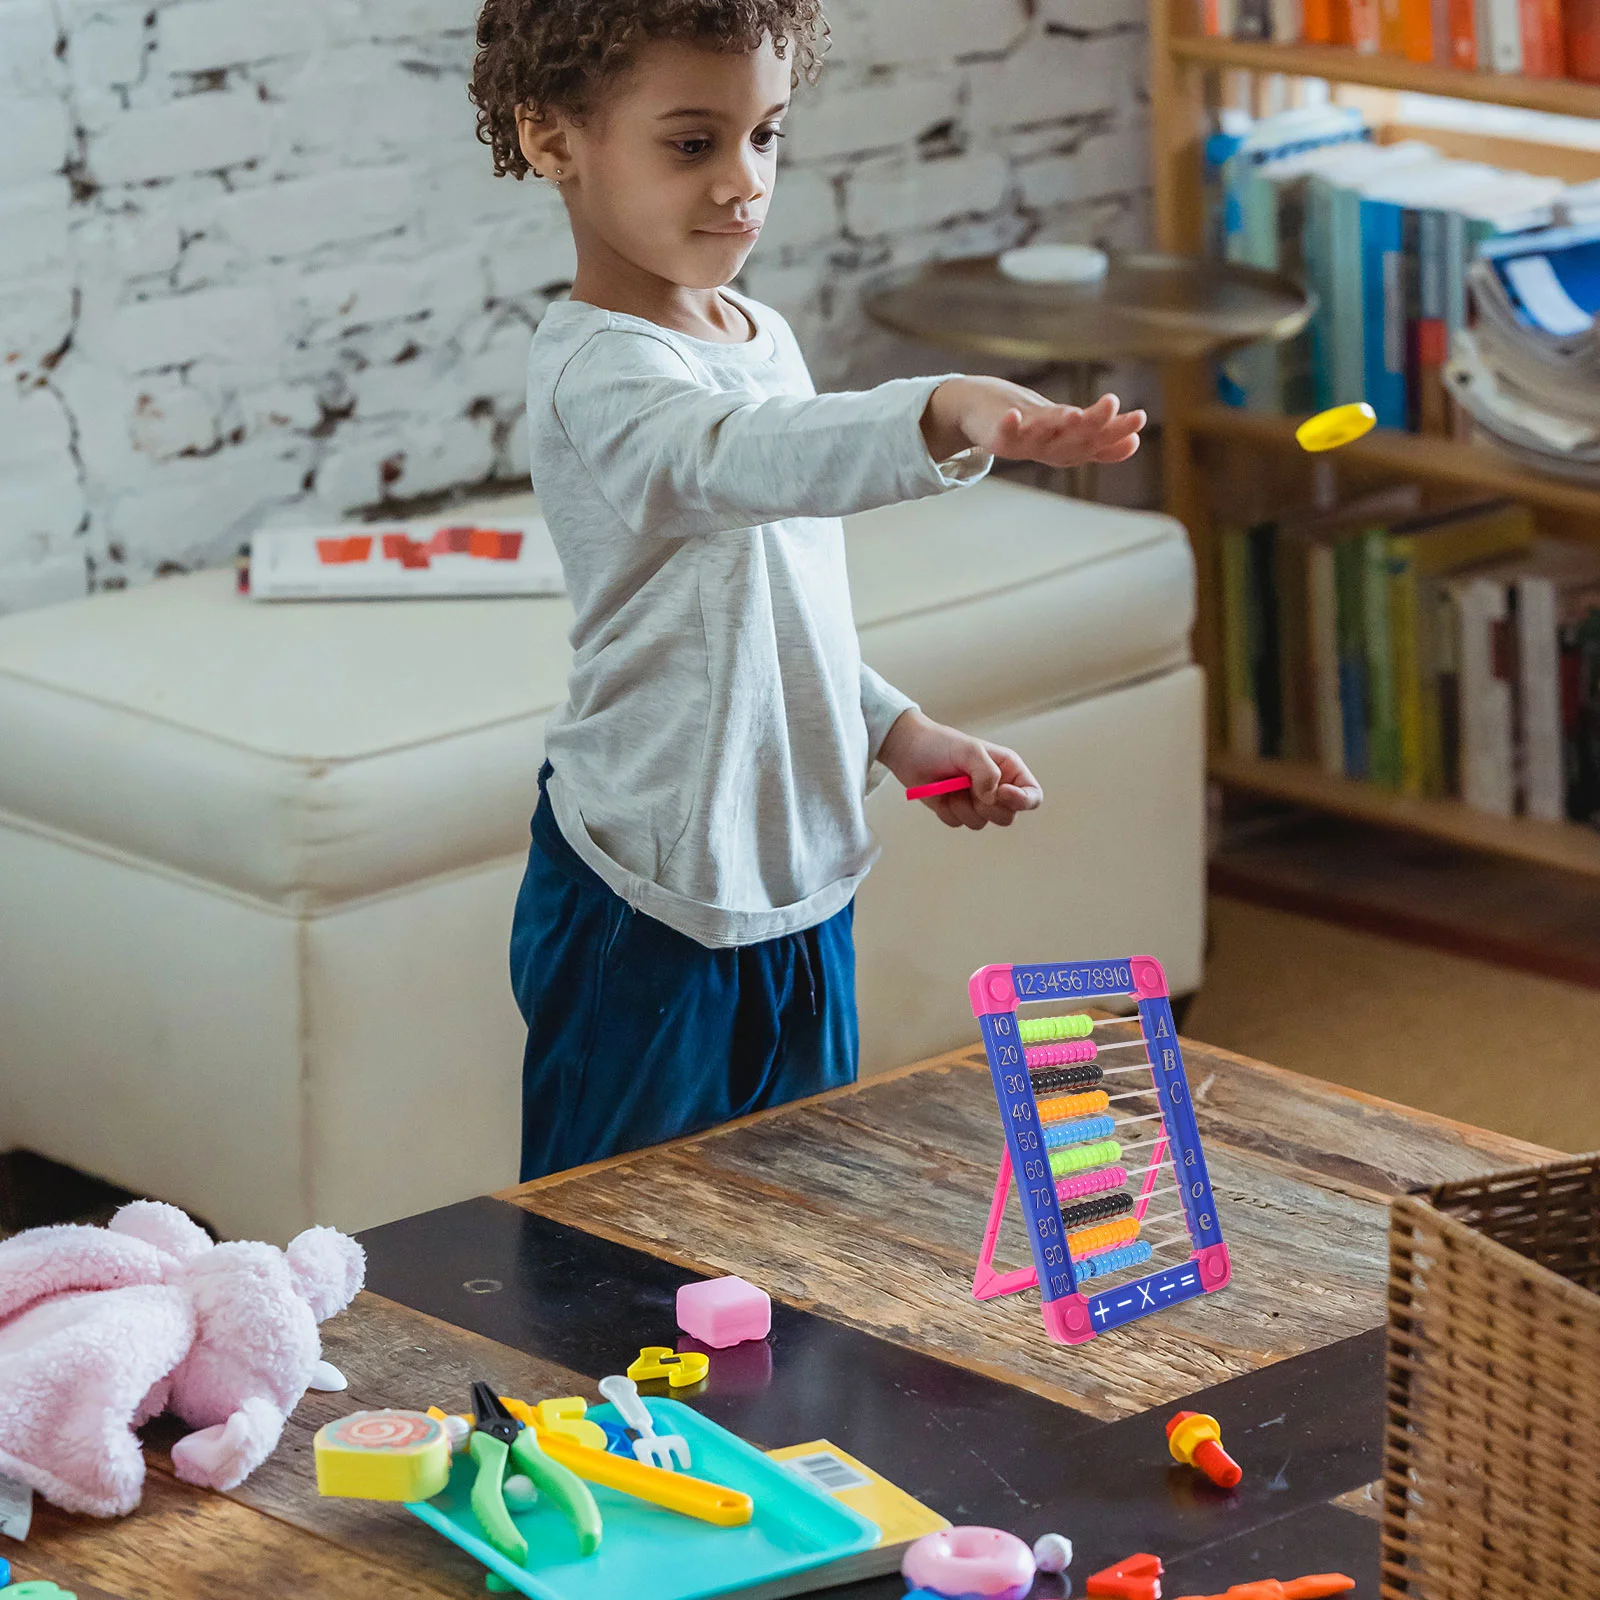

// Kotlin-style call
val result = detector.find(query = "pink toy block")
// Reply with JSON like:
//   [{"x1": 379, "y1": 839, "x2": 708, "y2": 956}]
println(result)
[{"x1": 675, "y1": 1276, "x2": 771, "y2": 1349}]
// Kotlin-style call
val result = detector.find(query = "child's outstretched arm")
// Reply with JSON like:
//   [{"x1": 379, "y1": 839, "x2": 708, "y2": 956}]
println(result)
[
  {"x1": 553, "y1": 331, "x2": 990, "y2": 542},
  {"x1": 921, "y1": 376, "x2": 1145, "y2": 467}
]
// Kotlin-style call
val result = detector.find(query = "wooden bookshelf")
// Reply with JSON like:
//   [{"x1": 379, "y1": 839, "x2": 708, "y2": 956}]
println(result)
[
  {"x1": 1149, "y1": 2, "x2": 1600, "y2": 869},
  {"x1": 1213, "y1": 755, "x2": 1600, "y2": 878},
  {"x1": 1169, "y1": 35, "x2": 1600, "y2": 118}
]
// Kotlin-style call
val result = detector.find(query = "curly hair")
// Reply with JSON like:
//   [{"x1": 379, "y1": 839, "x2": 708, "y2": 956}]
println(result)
[{"x1": 470, "y1": 0, "x2": 829, "y2": 179}]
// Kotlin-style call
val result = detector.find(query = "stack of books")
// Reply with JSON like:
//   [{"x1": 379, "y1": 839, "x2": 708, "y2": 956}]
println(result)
[
  {"x1": 1448, "y1": 221, "x2": 1600, "y2": 478},
  {"x1": 1222, "y1": 488, "x2": 1600, "y2": 824},
  {"x1": 1216, "y1": 106, "x2": 1574, "y2": 426},
  {"x1": 1204, "y1": 0, "x2": 1600, "y2": 80}
]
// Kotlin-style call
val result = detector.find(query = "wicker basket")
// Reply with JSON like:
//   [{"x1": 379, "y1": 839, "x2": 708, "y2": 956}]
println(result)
[{"x1": 1382, "y1": 1153, "x2": 1600, "y2": 1598}]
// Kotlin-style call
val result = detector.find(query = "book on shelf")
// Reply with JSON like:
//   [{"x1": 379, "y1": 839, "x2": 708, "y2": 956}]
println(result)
[
  {"x1": 1569, "y1": 0, "x2": 1600, "y2": 79},
  {"x1": 1451, "y1": 572, "x2": 1517, "y2": 813},
  {"x1": 1448, "y1": 221, "x2": 1600, "y2": 475},
  {"x1": 1215, "y1": 106, "x2": 1577, "y2": 432},
  {"x1": 1196, "y1": 0, "x2": 1575, "y2": 66},
  {"x1": 1219, "y1": 108, "x2": 1373, "y2": 413},
  {"x1": 1451, "y1": 541, "x2": 1600, "y2": 817},
  {"x1": 1212, "y1": 495, "x2": 1600, "y2": 827}
]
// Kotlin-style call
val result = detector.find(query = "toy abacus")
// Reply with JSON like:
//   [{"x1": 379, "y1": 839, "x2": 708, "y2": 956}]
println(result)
[{"x1": 969, "y1": 955, "x2": 1231, "y2": 1344}]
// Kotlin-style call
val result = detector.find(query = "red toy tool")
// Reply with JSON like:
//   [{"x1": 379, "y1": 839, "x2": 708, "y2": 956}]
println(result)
[
  {"x1": 1086, "y1": 1552, "x2": 1164, "y2": 1600},
  {"x1": 904, "y1": 774, "x2": 972, "y2": 801},
  {"x1": 1166, "y1": 1411, "x2": 1242, "y2": 1489},
  {"x1": 1170, "y1": 1576, "x2": 1354, "y2": 1600}
]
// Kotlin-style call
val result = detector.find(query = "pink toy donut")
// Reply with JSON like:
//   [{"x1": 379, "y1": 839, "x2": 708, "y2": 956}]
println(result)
[{"x1": 901, "y1": 1526, "x2": 1037, "y2": 1600}]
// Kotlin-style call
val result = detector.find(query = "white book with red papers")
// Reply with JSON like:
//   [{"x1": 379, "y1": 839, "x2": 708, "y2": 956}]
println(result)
[{"x1": 247, "y1": 516, "x2": 565, "y2": 601}]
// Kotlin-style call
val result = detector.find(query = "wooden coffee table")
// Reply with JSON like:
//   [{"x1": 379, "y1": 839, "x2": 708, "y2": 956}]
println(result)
[{"x1": 7, "y1": 1035, "x2": 1548, "y2": 1598}]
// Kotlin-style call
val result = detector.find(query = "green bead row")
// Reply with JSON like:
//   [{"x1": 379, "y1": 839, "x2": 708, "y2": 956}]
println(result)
[
  {"x1": 1047, "y1": 1137, "x2": 1122, "y2": 1177},
  {"x1": 1017, "y1": 1012, "x2": 1094, "y2": 1044}
]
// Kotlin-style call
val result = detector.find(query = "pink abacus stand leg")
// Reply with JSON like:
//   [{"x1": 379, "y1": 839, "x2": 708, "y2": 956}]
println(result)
[
  {"x1": 1041, "y1": 1293, "x2": 1097, "y2": 1346},
  {"x1": 973, "y1": 1152, "x2": 1040, "y2": 1302},
  {"x1": 1195, "y1": 1242, "x2": 1232, "y2": 1291}
]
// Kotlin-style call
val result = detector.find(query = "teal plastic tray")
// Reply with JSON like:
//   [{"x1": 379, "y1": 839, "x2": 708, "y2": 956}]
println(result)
[{"x1": 406, "y1": 1398, "x2": 879, "y2": 1600}]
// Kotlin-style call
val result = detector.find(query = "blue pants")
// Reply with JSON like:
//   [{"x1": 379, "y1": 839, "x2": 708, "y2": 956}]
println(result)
[{"x1": 510, "y1": 766, "x2": 859, "y2": 1181}]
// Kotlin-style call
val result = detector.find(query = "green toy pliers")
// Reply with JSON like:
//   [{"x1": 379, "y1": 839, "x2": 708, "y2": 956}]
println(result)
[{"x1": 468, "y1": 1380, "x2": 603, "y2": 1565}]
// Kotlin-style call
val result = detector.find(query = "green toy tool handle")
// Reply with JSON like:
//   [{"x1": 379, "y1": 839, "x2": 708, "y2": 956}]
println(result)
[
  {"x1": 468, "y1": 1431, "x2": 528, "y2": 1566},
  {"x1": 513, "y1": 1433, "x2": 603, "y2": 1556}
]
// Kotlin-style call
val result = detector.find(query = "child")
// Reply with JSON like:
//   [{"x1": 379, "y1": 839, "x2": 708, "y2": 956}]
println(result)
[{"x1": 469, "y1": 0, "x2": 1146, "y2": 1180}]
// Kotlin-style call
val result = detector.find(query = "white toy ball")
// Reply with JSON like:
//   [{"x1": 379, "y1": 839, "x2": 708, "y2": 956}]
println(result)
[
  {"x1": 1032, "y1": 1532, "x2": 1073, "y2": 1573},
  {"x1": 503, "y1": 1473, "x2": 539, "y2": 1510}
]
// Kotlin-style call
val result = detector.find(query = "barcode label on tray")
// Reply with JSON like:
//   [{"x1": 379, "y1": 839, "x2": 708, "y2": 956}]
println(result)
[{"x1": 785, "y1": 1450, "x2": 871, "y2": 1493}]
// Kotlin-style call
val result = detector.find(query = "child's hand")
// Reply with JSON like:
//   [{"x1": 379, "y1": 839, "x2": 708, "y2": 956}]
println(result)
[
  {"x1": 879, "y1": 710, "x2": 1042, "y2": 830},
  {"x1": 922, "y1": 376, "x2": 1145, "y2": 469}
]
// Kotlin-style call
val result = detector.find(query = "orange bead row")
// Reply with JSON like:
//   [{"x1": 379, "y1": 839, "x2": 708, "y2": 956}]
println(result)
[{"x1": 1037, "y1": 1088, "x2": 1111, "y2": 1125}]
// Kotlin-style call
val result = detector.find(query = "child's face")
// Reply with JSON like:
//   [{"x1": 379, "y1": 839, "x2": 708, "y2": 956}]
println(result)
[{"x1": 546, "y1": 38, "x2": 791, "y2": 291}]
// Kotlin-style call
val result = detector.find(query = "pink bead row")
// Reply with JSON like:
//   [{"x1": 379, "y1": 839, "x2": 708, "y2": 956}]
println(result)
[
  {"x1": 1026, "y1": 1040, "x2": 1098, "y2": 1068},
  {"x1": 1055, "y1": 1163, "x2": 1129, "y2": 1202}
]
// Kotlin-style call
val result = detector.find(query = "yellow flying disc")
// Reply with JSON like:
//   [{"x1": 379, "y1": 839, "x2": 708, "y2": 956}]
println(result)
[{"x1": 1295, "y1": 402, "x2": 1377, "y2": 453}]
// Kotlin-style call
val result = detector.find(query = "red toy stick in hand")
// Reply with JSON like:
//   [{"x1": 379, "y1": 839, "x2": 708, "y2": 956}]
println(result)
[{"x1": 904, "y1": 775, "x2": 973, "y2": 801}]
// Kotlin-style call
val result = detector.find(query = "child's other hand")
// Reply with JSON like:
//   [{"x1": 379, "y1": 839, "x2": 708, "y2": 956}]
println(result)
[
  {"x1": 923, "y1": 376, "x2": 1145, "y2": 469},
  {"x1": 879, "y1": 710, "x2": 1042, "y2": 829}
]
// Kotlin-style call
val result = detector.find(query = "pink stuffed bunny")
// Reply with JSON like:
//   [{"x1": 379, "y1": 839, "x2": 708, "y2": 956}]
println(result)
[{"x1": 0, "y1": 1199, "x2": 364, "y2": 1516}]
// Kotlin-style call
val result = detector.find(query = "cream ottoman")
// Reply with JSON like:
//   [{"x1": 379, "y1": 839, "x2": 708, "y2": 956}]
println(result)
[{"x1": 0, "y1": 477, "x2": 1201, "y2": 1240}]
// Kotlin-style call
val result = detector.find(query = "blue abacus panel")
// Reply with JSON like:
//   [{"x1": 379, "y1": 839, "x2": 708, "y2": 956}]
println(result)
[{"x1": 968, "y1": 956, "x2": 1232, "y2": 1345}]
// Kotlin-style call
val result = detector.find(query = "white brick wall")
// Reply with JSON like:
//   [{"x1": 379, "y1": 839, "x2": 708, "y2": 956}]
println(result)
[{"x1": 0, "y1": 0, "x2": 1151, "y2": 612}]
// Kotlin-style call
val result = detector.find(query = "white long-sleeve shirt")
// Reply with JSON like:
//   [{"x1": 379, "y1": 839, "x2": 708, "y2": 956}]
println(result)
[{"x1": 526, "y1": 287, "x2": 989, "y2": 948}]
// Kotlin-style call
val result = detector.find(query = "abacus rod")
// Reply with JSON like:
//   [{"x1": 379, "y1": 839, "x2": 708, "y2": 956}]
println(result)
[
  {"x1": 1096, "y1": 1063, "x2": 1155, "y2": 1075},
  {"x1": 1109, "y1": 1111, "x2": 1166, "y2": 1127},
  {"x1": 1140, "y1": 1234, "x2": 1197, "y2": 1255},
  {"x1": 1096, "y1": 1039, "x2": 1150, "y2": 1050},
  {"x1": 1136, "y1": 1208, "x2": 1187, "y2": 1229},
  {"x1": 1107, "y1": 1090, "x2": 1159, "y2": 1103},
  {"x1": 1141, "y1": 1220, "x2": 1197, "y2": 1242}
]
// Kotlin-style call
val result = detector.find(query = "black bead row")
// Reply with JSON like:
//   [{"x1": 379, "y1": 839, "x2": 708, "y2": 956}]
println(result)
[
  {"x1": 1058, "y1": 1191, "x2": 1133, "y2": 1231},
  {"x1": 1029, "y1": 1062, "x2": 1104, "y2": 1094}
]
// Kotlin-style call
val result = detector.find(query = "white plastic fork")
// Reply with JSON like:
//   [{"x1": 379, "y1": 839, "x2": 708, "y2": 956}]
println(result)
[{"x1": 598, "y1": 1373, "x2": 691, "y2": 1471}]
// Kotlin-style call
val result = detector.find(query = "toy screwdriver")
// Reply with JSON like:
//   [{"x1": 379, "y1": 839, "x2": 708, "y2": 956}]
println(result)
[{"x1": 467, "y1": 1381, "x2": 603, "y2": 1563}]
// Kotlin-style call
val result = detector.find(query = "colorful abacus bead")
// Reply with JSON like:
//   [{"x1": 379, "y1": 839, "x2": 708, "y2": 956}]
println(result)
[
  {"x1": 1043, "y1": 1114, "x2": 1116, "y2": 1150},
  {"x1": 1025, "y1": 1040, "x2": 1097, "y2": 1068},
  {"x1": 1076, "y1": 1240, "x2": 1153, "y2": 1280},
  {"x1": 1037, "y1": 1089, "x2": 1110, "y2": 1124},
  {"x1": 1058, "y1": 1191, "x2": 1133, "y2": 1231},
  {"x1": 1055, "y1": 1163, "x2": 1129, "y2": 1202},
  {"x1": 1017, "y1": 1013, "x2": 1093, "y2": 1044},
  {"x1": 1048, "y1": 1138, "x2": 1122, "y2": 1178},
  {"x1": 1030, "y1": 1062, "x2": 1104, "y2": 1095},
  {"x1": 1067, "y1": 1216, "x2": 1140, "y2": 1257}
]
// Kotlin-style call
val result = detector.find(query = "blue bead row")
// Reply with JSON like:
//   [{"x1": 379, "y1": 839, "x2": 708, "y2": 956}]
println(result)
[
  {"x1": 1042, "y1": 1113, "x2": 1116, "y2": 1150},
  {"x1": 1075, "y1": 1240, "x2": 1153, "y2": 1280}
]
